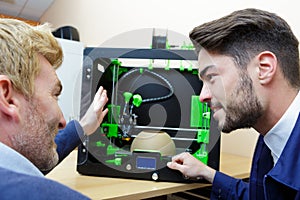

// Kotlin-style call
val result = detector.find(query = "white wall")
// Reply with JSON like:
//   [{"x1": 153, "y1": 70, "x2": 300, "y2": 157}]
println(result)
[
  {"x1": 41, "y1": 0, "x2": 300, "y2": 47},
  {"x1": 56, "y1": 39, "x2": 84, "y2": 122},
  {"x1": 41, "y1": 0, "x2": 294, "y2": 157}
]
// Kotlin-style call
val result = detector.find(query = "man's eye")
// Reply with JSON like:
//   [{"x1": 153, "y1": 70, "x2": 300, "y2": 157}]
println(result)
[
  {"x1": 206, "y1": 73, "x2": 217, "y2": 81},
  {"x1": 54, "y1": 93, "x2": 60, "y2": 100},
  {"x1": 206, "y1": 74, "x2": 213, "y2": 80}
]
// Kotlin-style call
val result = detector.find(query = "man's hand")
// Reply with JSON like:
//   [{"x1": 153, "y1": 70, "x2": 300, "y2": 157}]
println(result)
[
  {"x1": 167, "y1": 152, "x2": 216, "y2": 183},
  {"x1": 79, "y1": 86, "x2": 108, "y2": 135}
]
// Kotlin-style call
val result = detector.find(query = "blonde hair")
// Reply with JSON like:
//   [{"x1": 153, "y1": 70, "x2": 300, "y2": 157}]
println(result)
[{"x1": 0, "y1": 18, "x2": 63, "y2": 97}]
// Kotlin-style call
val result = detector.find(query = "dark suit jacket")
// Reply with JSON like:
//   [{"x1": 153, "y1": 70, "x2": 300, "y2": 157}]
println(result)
[{"x1": 211, "y1": 113, "x2": 300, "y2": 199}]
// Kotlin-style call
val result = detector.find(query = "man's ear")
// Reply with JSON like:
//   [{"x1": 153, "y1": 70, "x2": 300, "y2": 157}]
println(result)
[
  {"x1": 0, "y1": 75, "x2": 20, "y2": 122},
  {"x1": 257, "y1": 51, "x2": 277, "y2": 85}
]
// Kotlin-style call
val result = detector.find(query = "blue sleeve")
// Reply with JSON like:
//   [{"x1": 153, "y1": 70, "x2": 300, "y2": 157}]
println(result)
[
  {"x1": 210, "y1": 171, "x2": 249, "y2": 200},
  {"x1": 55, "y1": 120, "x2": 85, "y2": 163},
  {"x1": 0, "y1": 167, "x2": 90, "y2": 200}
]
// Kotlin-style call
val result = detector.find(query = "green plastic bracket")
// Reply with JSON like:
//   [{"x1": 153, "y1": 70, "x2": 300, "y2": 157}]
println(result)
[
  {"x1": 107, "y1": 144, "x2": 119, "y2": 155},
  {"x1": 165, "y1": 60, "x2": 170, "y2": 70},
  {"x1": 166, "y1": 40, "x2": 170, "y2": 49},
  {"x1": 110, "y1": 59, "x2": 122, "y2": 83},
  {"x1": 188, "y1": 64, "x2": 193, "y2": 72},
  {"x1": 148, "y1": 60, "x2": 154, "y2": 70},
  {"x1": 107, "y1": 104, "x2": 120, "y2": 124},
  {"x1": 203, "y1": 112, "x2": 211, "y2": 120},
  {"x1": 179, "y1": 61, "x2": 185, "y2": 72},
  {"x1": 111, "y1": 59, "x2": 122, "y2": 66},
  {"x1": 101, "y1": 123, "x2": 118, "y2": 138},
  {"x1": 95, "y1": 141, "x2": 106, "y2": 147},
  {"x1": 118, "y1": 67, "x2": 128, "y2": 76},
  {"x1": 190, "y1": 96, "x2": 201, "y2": 127},
  {"x1": 132, "y1": 94, "x2": 142, "y2": 107},
  {"x1": 123, "y1": 92, "x2": 133, "y2": 103},
  {"x1": 139, "y1": 68, "x2": 144, "y2": 74},
  {"x1": 105, "y1": 158, "x2": 122, "y2": 166},
  {"x1": 190, "y1": 95, "x2": 210, "y2": 128},
  {"x1": 109, "y1": 60, "x2": 128, "y2": 82},
  {"x1": 181, "y1": 42, "x2": 195, "y2": 50},
  {"x1": 192, "y1": 69, "x2": 198, "y2": 75},
  {"x1": 197, "y1": 129, "x2": 210, "y2": 144},
  {"x1": 193, "y1": 144, "x2": 208, "y2": 164}
]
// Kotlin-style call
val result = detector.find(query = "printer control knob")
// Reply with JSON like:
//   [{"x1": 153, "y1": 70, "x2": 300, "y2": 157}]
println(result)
[{"x1": 152, "y1": 172, "x2": 159, "y2": 181}]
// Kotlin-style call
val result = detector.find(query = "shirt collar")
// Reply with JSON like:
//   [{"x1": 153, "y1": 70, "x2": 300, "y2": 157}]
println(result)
[
  {"x1": 264, "y1": 91, "x2": 300, "y2": 165},
  {"x1": 0, "y1": 142, "x2": 43, "y2": 177}
]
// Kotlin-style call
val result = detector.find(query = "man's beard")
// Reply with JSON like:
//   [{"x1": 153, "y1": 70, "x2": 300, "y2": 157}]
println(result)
[
  {"x1": 11, "y1": 99, "x2": 59, "y2": 171},
  {"x1": 221, "y1": 71, "x2": 263, "y2": 133}
]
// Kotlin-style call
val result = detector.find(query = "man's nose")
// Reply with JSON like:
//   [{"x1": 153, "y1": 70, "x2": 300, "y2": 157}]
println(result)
[
  {"x1": 58, "y1": 110, "x2": 66, "y2": 130},
  {"x1": 199, "y1": 83, "x2": 212, "y2": 103}
]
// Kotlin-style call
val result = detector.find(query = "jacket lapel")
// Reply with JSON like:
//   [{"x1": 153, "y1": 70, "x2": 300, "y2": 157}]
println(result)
[{"x1": 267, "y1": 112, "x2": 300, "y2": 190}]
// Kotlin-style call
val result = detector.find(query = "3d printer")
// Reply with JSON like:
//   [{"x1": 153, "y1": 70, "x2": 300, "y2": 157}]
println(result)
[{"x1": 77, "y1": 37, "x2": 220, "y2": 182}]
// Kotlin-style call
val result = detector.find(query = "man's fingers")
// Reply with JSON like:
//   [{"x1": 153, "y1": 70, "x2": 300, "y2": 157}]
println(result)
[{"x1": 167, "y1": 161, "x2": 186, "y2": 174}]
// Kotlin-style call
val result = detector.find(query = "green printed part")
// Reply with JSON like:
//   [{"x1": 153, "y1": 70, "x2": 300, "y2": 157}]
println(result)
[
  {"x1": 203, "y1": 112, "x2": 211, "y2": 120},
  {"x1": 166, "y1": 40, "x2": 170, "y2": 49},
  {"x1": 192, "y1": 69, "x2": 198, "y2": 75},
  {"x1": 148, "y1": 60, "x2": 154, "y2": 70},
  {"x1": 179, "y1": 61, "x2": 185, "y2": 72},
  {"x1": 190, "y1": 95, "x2": 210, "y2": 128},
  {"x1": 118, "y1": 67, "x2": 128, "y2": 76},
  {"x1": 190, "y1": 95, "x2": 201, "y2": 127},
  {"x1": 193, "y1": 144, "x2": 208, "y2": 164},
  {"x1": 108, "y1": 61, "x2": 128, "y2": 82},
  {"x1": 95, "y1": 141, "x2": 105, "y2": 147},
  {"x1": 164, "y1": 60, "x2": 170, "y2": 70},
  {"x1": 110, "y1": 59, "x2": 122, "y2": 83},
  {"x1": 197, "y1": 129, "x2": 209, "y2": 144},
  {"x1": 111, "y1": 59, "x2": 122, "y2": 66},
  {"x1": 181, "y1": 42, "x2": 194, "y2": 50},
  {"x1": 107, "y1": 104, "x2": 120, "y2": 124},
  {"x1": 123, "y1": 92, "x2": 133, "y2": 103},
  {"x1": 187, "y1": 64, "x2": 193, "y2": 72},
  {"x1": 101, "y1": 123, "x2": 118, "y2": 138},
  {"x1": 105, "y1": 158, "x2": 122, "y2": 166},
  {"x1": 139, "y1": 68, "x2": 144, "y2": 74},
  {"x1": 132, "y1": 94, "x2": 142, "y2": 107},
  {"x1": 107, "y1": 145, "x2": 119, "y2": 155}
]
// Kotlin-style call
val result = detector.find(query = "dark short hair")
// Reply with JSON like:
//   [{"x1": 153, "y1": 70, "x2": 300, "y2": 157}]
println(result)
[{"x1": 190, "y1": 8, "x2": 300, "y2": 88}]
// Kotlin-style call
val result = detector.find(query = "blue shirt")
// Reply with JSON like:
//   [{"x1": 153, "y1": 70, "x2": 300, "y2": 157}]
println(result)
[
  {"x1": 0, "y1": 120, "x2": 90, "y2": 200},
  {"x1": 264, "y1": 91, "x2": 300, "y2": 164},
  {"x1": 0, "y1": 141, "x2": 43, "y2": 177}
]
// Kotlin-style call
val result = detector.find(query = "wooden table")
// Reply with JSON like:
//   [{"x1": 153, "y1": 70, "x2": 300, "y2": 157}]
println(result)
[{"x1": 46, "y1": 151, "x2": 251, "y2": 200}]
